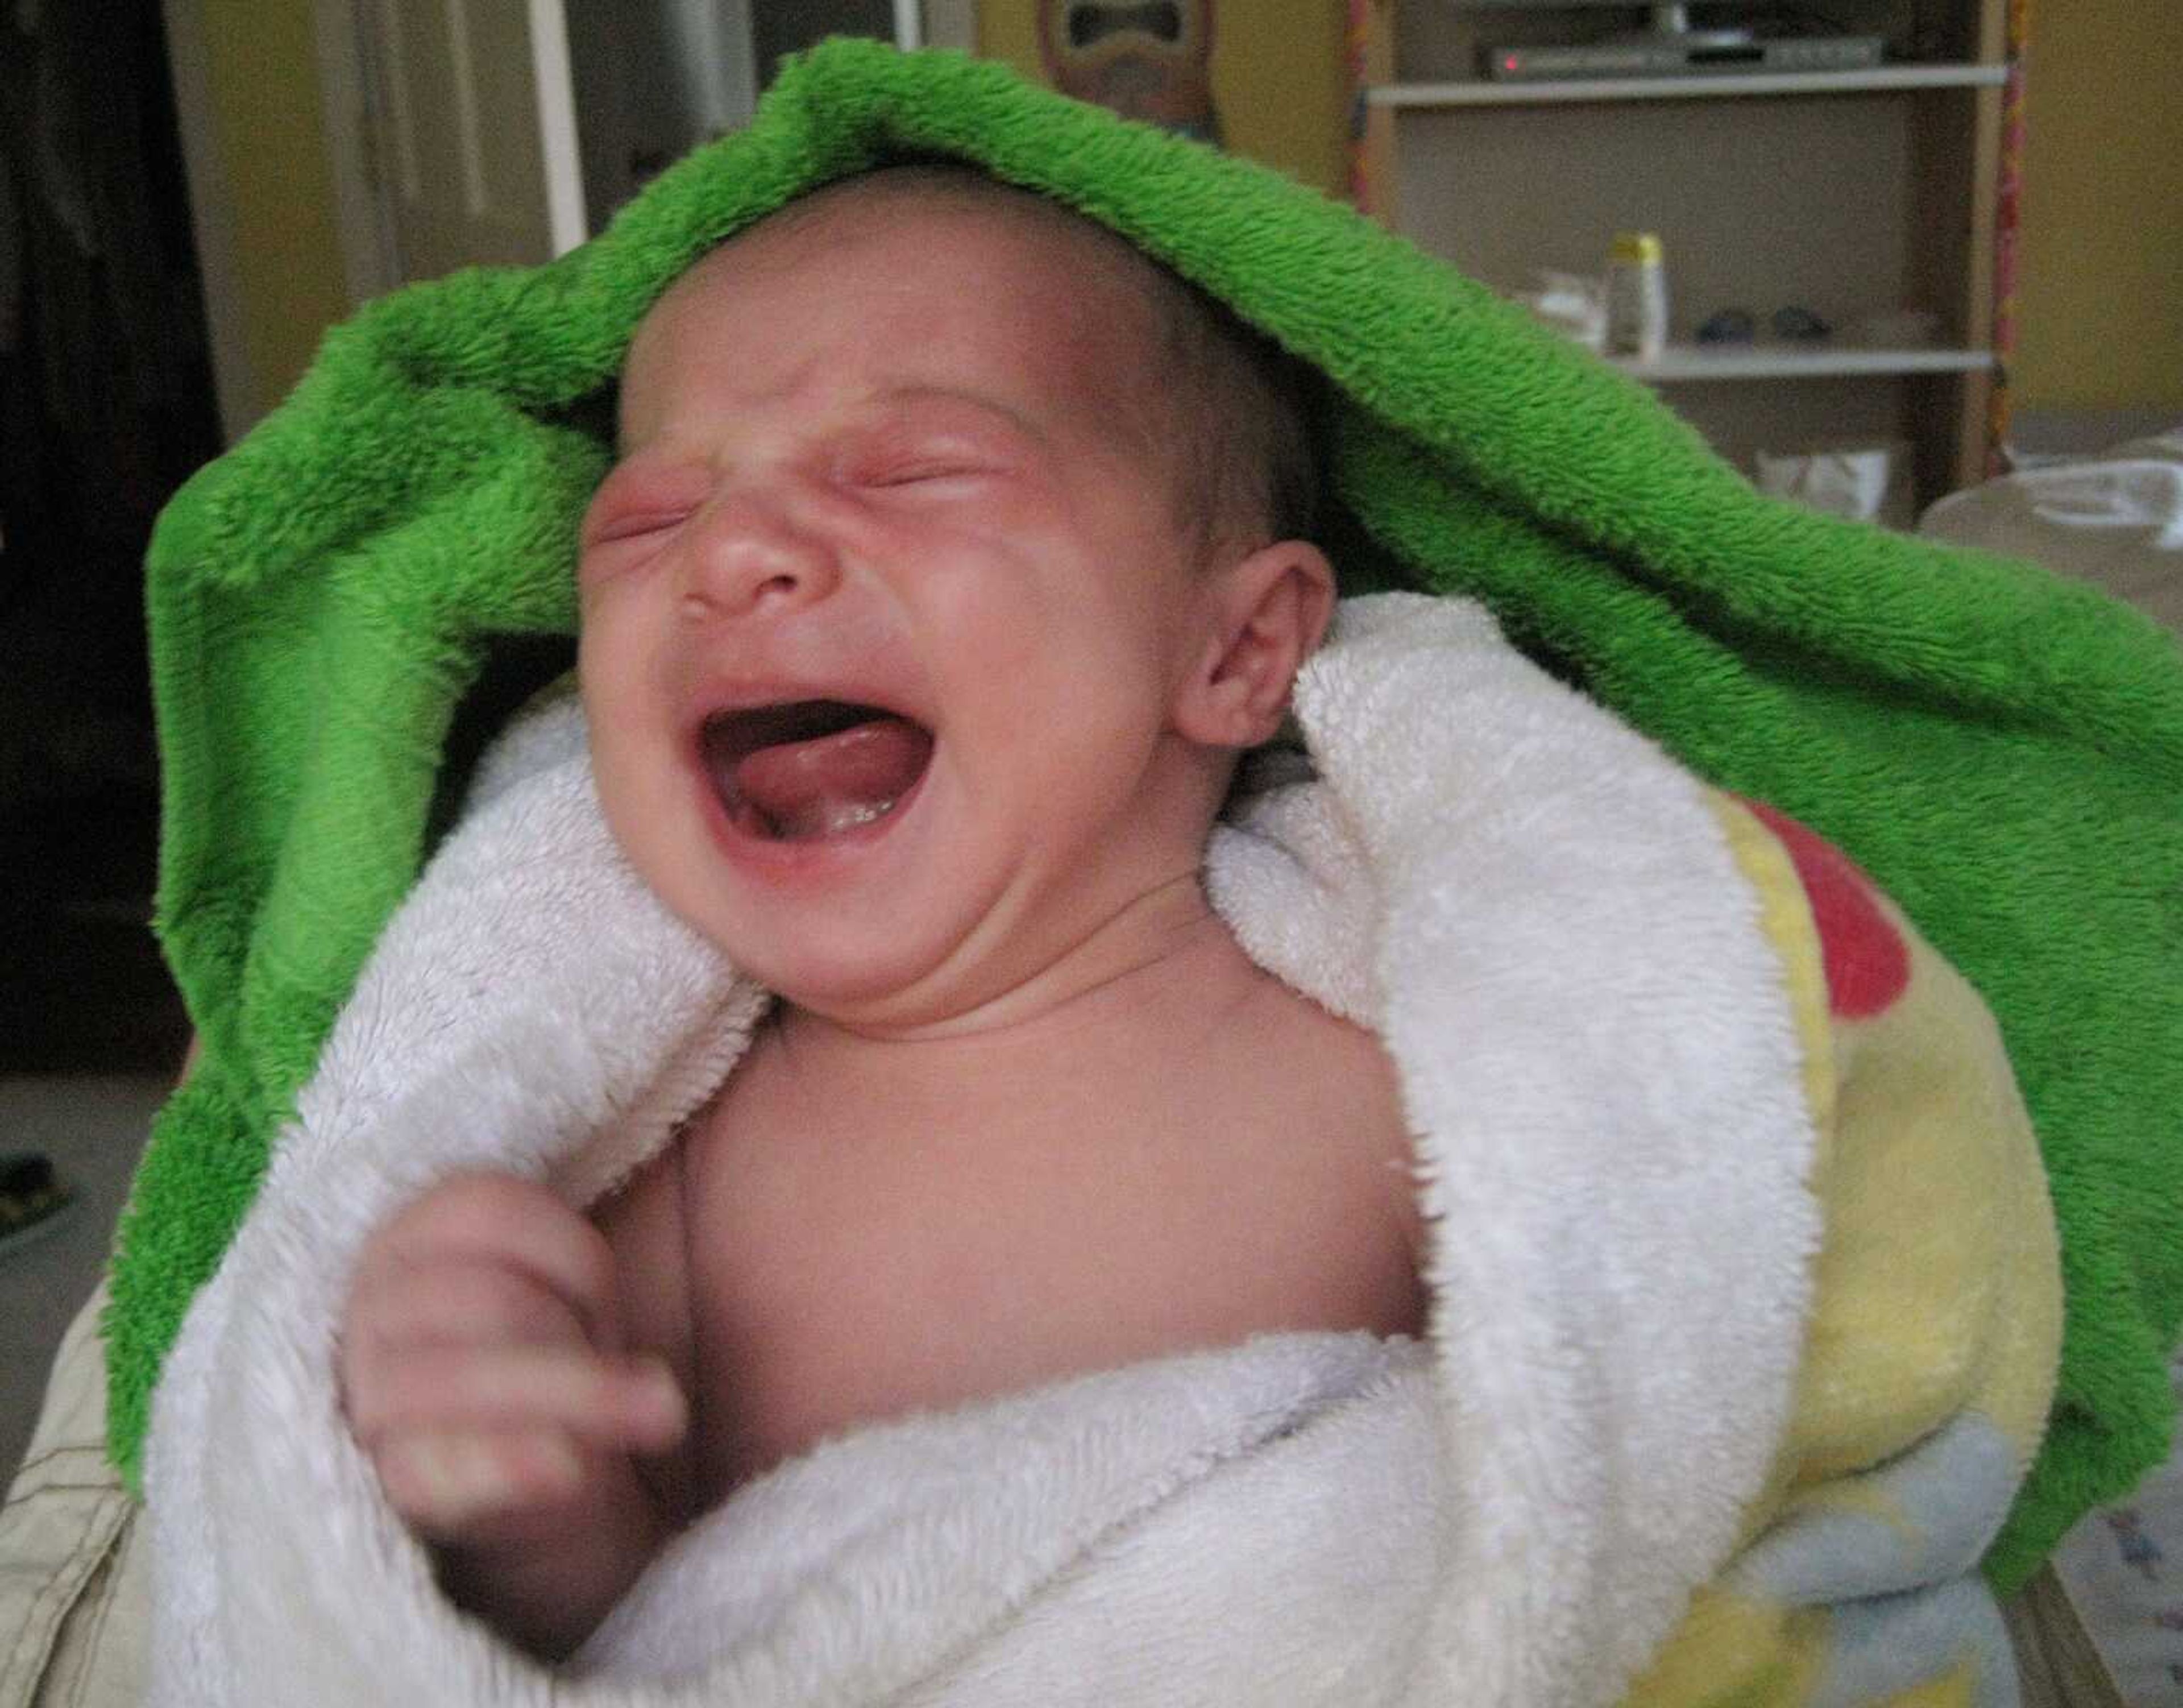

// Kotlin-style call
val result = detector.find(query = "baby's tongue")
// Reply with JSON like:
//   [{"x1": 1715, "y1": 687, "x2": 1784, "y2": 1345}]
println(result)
[{"x1": 734, "y1": 716, "x2": 932, "y2": 841}]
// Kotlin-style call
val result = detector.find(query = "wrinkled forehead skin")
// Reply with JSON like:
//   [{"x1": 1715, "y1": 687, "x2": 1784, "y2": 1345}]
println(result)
[
  {"x1": 555, "y1": 73, "x2": 1301, "y2": 530},
  {"x1": 615, "y1": 164, "x2": 1182, "y2": 472}
]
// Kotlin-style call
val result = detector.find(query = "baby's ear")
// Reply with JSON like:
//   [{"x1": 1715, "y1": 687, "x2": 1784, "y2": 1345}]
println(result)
[{"x1": 1174, "y1": 540, "x2": 1335, "y2": 749}]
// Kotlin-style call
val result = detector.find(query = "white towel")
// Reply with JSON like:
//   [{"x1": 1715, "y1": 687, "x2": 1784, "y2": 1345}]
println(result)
[{"x1": 144, "y1": 592, "x2": 1817, "y2": 1707}]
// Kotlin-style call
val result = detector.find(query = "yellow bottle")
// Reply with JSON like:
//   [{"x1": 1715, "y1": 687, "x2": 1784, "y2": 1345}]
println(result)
[{"x1": 1606, "y1": 232, "x2": 1669, "y2": 363}]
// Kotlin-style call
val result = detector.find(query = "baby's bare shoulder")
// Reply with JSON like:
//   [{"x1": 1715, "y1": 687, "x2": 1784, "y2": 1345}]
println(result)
[
  {"x1": 1223, "y1": 977, "x2": 1409, "y2": 1139},
  {"x1": 1181, "y1": 977, "x2": 1424, "y2": 1287}
]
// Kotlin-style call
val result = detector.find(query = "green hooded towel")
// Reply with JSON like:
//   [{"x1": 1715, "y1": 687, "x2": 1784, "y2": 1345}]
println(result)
[{"x1": 113, "y1": 39, "x2": 2181, "y2": 1592}]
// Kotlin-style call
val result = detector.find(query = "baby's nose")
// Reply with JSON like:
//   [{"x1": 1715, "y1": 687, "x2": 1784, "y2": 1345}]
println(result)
[{"x1": 679, "y1": 490, "x2": 841, "y2": 620}]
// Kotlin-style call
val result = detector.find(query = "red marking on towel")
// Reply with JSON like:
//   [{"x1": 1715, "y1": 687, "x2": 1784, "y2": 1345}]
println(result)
[{"x1": 1741, "y1": 799, "x2": 1911, "y2": 1020}]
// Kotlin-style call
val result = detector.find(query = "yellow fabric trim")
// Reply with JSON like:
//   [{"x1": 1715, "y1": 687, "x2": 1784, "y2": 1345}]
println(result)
[
  {"x1": 1707, "y1": 791, "x2": 2061, "y2": 1494},
  {"x1": 1622, "y1": 1585, "x2": 1826, "y2": 1708},
  {"x1": 1707, "y1": 795, "x2": 1838, "y2": 1160},
  {"x1": 1617, "y1": 797, "x2": 2060, "y2": 1706},
  {"x1": 1874, "y1": 1665, "x2": 1976, "y2": 1708},
  {"x1": 1706, "y1": 794, "x2": 1838, "y2": 1541}
]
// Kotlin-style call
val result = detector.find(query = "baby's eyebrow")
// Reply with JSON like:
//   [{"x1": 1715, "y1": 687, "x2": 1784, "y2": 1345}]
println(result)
[
  {"x1": 870, "y1": 383, "x2": 1048, "y2": 445},
  {"x1": 590, "y1": 450, "x2": 665, "y2": 496}
]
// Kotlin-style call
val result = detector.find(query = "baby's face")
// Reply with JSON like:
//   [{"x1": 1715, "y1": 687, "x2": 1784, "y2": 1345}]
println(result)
[{"x1": 579, "y1": 187, "x2": 1234, "y2": 1029}]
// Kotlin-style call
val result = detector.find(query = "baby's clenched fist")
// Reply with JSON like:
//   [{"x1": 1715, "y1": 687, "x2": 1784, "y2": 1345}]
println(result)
[{"x1": 338, "y1": 1171, "x2": 685, "y2": 1547}]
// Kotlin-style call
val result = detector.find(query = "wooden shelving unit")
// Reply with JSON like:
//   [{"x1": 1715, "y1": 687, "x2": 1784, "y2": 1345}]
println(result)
[
  {"x1": 1369, "y1": 61, "x2": 2006, "y2": 105},
  {"x1": 1604, "y1": 343, "x2": 1996, "y2": 381},
  {"x1": 1354, "y1": 0, "x2": 2015, "y2": 516}
]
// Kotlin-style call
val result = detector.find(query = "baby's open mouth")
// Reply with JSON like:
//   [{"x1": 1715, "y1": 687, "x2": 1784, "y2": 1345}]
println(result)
[{"x1": 700, "y1": 700, "x2": 935, "y2": 843}]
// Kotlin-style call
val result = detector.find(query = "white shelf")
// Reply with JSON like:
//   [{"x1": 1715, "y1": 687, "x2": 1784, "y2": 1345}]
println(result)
[
  {"x1": 1605, "y1": 343, "x2": 1998, "y2": 382},
  {"x1": 1369, "y1": 63, "x2": 2006, "y2": 106}
]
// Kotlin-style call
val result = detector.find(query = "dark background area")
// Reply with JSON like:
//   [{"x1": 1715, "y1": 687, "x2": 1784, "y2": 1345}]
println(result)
[{"x1": 2, "y1": 2, "x2": 217, "y2": 1070}]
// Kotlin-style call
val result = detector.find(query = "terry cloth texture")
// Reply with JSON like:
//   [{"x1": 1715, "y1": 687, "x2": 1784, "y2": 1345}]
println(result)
[
  {"x1": 111, "y1": 39, "x2": 2181, "y2": 1590},
  {"x1": 142, "y1": 598, "x2": 2057, "y2": 1708}
]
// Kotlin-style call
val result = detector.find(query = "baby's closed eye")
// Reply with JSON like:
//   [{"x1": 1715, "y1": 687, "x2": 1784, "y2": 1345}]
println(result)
[
  {"x1": 579, "y1": 461, "x2": 709, "y2": 557},
  {"x1": 587, "y1": 507, "x2": 695, "y2": 545},
  {"x1": 839, "y1": 424, "x2": 1018, "y2": 493},
  {"x1": 858, "y1": 459, "x2": 999, "y2": 490}
]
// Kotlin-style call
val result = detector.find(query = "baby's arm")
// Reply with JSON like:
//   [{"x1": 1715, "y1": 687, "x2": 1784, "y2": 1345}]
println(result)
[{"x1": 338, "y1": 1172, "x2": 688, "y2": 1660}]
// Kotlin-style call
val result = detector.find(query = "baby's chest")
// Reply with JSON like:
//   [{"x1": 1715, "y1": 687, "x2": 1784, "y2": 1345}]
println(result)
[{"x1": 674, "y1": 1072, "x2": 1422, "y2": 1498}]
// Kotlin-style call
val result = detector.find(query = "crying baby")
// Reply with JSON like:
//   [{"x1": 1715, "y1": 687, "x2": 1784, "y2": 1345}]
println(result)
[{"x1": 335, "y1": 162, "x2": 1427, "y2": 1660}]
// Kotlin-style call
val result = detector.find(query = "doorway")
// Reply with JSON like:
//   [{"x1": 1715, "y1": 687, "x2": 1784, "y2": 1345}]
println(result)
[{"x1": 1, "y1": 2, "x2": 215, "y2": 1069}]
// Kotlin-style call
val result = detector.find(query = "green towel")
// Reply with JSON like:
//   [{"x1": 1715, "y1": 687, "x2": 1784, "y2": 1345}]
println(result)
[{"x1": 113, "y1": 39, "x2": 2181, "y2": 1591}]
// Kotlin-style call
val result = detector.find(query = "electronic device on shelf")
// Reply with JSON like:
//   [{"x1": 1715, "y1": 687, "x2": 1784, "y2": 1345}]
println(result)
[{"x1": 1471, "y1": 5, "x2": 1886, "y2": 81}]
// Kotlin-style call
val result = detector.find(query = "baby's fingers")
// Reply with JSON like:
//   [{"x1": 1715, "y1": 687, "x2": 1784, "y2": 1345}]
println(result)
[
  {"x1": 348, "y1": 1343, "x2": 686, "y2": 1455},
  {"x1": 360, "y1": 1172, "x2": 625, "y2": 1349},
  {"x1": 375, "y1": 1427, "x2": 586, "y2": 1539}
]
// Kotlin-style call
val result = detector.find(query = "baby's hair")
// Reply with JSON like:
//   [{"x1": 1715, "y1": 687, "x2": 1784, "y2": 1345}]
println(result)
[
  {"x1": 741, "y1": 161, "x2": 1321, "y2": 563},
  {"x1": 1152, "y1": 257, "x2": 1323, "y2": 562}
]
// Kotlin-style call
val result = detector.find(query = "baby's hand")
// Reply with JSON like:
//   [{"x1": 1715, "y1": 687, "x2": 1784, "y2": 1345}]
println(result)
[{"x1": 338, "y1": 1172, "x2": 687, "y2": 1547}]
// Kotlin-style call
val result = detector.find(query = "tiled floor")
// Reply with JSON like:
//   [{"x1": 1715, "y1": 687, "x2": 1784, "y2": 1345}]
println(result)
[
  {"x1": 2042, "y1": 1353, "x2": 2183, "y2": 1704},
  {"x1": 1, "y1": 1074, "x2": 168, "y2": 1481}
]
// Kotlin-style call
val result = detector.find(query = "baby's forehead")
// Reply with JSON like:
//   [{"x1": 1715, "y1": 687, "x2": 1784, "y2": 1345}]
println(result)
[
  {"x1": 619, "y1": 175, "x2": 1176, "y2": 443},
  {"x1": 669, "y1": 177, "x2": 1159, "y2": 323}
]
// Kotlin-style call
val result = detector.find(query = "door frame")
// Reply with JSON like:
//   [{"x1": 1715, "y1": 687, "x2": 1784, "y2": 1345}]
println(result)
[
  {"x1": 159, "y1": 0, "x2": 259, "y2": 444},
  {"x1": 312, "y1": 0, "x2": 590, "y2": 289},
  {"x1": 309, "y1": 0, "x2": 400, "y2": 308},
  {"x1": 161, "y1": 0, "x2": 588, "y2": 443}
]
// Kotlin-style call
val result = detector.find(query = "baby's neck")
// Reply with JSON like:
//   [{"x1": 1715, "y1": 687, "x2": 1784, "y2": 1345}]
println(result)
[{"x1": 769, "y1": 878, "x2": 1273, "y2": 1091}]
